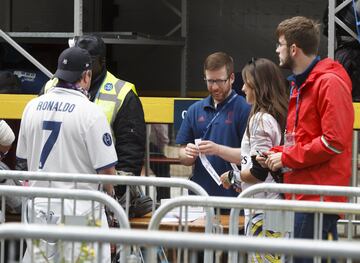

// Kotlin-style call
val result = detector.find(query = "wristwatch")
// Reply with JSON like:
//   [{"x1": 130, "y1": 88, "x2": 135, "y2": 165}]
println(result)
[
  {"x1": 228, "y1": 170, "x2": 234, "y2": 184},
  {"x1": 228, "y1": 170, "x2": 241, "y2": 185}
]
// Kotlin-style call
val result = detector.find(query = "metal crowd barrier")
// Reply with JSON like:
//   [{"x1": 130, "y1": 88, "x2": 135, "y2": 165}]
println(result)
[
  {"x1": 235, "y1": 183, "x2": 360, "y2": 237},
  {"x1": 0, "y1": 185, "x2": 130, "y2": 263},
  {"x1": 229, "y1": 184, "x2": 360, "y2": 263},
  {"x1": 238, "y1": 183, "x2": 360, "y2": 200},
  {"x1": 0, "y1": 170, "x2": 208, "y2": 216},
  {"x1": 0, "y1": 170, "x2": 212, "y2": 262},
  {"x1": 149, "y1": 195, "x2": 360, "y2": 263},
  {"x1": 1, "y1": 223, "x2": 360, "y2": 263}
]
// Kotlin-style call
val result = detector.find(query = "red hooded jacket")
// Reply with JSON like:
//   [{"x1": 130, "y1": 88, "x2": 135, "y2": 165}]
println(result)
[{"x1": 279, "y1": 58, "x2": 354, "y2": 202}]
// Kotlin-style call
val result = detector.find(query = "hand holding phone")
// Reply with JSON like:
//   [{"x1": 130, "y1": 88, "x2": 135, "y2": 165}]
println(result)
[{"x1": 256, "y1": 150, "x2": 268, "y2": 159}]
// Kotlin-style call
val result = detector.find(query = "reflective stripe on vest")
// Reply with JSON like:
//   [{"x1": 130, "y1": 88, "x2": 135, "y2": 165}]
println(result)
[
  {"x1": 44, "y1": 78, "x2": 59, "y2": 93},
  {"x1": 95, "y1": 71, "x2": 137, "y2": 125}
]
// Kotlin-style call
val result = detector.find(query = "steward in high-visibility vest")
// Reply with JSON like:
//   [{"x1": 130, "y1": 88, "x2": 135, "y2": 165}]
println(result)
[
  {"x1": 75, "y1": 34, "x2": 151, "y2": 218},
  {"x1": 43, "y1": 35, "x2": 146, "y2": 182},
  {"x1": 43, "y1": 71, "x2": 138, "y2": 126}
]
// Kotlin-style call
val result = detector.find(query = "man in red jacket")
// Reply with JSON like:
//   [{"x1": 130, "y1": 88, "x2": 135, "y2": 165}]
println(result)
[{"x1": 264, "y1": 16, "x2": 354, "y2": 262}]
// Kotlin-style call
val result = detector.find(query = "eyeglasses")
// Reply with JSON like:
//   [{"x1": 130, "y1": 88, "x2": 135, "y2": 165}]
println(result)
[
  {"x1": 204, "y1": 78, "x2": 229, "y2": 87},
  {"x1": 276, "y1": 42, "x2": 287, "y2": 49}
]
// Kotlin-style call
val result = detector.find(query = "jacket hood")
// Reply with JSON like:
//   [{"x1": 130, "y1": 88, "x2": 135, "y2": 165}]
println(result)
[{"x1": 306, "y1": 58, "x2": 352, "y2": 90}]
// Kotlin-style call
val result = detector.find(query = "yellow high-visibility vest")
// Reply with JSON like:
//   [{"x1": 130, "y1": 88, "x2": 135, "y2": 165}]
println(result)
[
  {"x1": 95, "y1": 71, "x2": 137, "y2": 125},
  {"x1": 44, "y1": 71, "x2": 137, "y2": 125}
]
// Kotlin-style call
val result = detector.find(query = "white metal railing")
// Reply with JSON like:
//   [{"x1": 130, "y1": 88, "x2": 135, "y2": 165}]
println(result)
[
  {"x1": 229, "y1": 184, "x2": 360, "y2": 263},
  {"x1": 1, "y1": 223, "x2": 360, "y2": 263},
  {"x1": 148, "y1": 195, "x2": 360, "y2": 263},
  {"x1": 0, "y1": 185, "x2": 130, "y2": 263},
  {"x1": 0, "y1": 169, "x2": 209, "y2": 216}
]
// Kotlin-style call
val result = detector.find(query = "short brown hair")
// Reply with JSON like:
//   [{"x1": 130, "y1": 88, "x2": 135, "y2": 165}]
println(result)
[
  {"x1": 276, "y1": 16, "x2": 320, "y2": 56},
  {"x1": 203, "y1": 52, "x2": 234, "y2": 77}
]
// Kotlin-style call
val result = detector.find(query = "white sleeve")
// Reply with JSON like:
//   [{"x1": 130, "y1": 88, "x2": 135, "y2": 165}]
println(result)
[
  {"x1": 249, "y1": 113, "x2": 281, "y2": 155},
  {"x1": 16, "y1": 104, "x2": 30, "y2": 161},
  {"x1": 84, "y1": 112, "x2": 118, "y2": 171},
  {"x1": 0, "y1": 120, "x2": 15, "y2": 146}
]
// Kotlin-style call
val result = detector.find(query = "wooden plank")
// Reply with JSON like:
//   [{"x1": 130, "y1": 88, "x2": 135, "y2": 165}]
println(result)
[{"x1": 130, "y1": 212, "x2": 244, "y2": 233}]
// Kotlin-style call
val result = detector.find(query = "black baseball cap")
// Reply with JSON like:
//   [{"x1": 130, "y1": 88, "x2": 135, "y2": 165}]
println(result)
[
  {"x1": 75, "y1": 35, "x2": 106, "y2": 58},
  {"x1": 54, "y1": 47, "x2": 92, "y2": 83}
]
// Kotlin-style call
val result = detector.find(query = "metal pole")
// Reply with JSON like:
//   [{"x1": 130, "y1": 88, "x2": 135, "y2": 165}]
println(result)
[
  {"x1": 328, "y1": 0, "x2": 336, "y2": 58},
  {"x1": 74, "y1": 0, "x2": 83, "y2": 36},
  {"x1": 145, "y1": 124, "x2": 151, "y2": 196},
  {"x1": 0, "y1": 29, "x2": 53, "y2": 78},
  {"x1": 352, "y1": 131, "x2": 358, "y2": 189},
  {"x1": 180, "y1": 0, "x2": 188, "y2": 97}
]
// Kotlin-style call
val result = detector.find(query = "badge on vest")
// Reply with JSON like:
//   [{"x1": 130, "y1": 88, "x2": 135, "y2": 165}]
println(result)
[{"x1": 104, "y1": 83, "x2": 113, "y2": 91}]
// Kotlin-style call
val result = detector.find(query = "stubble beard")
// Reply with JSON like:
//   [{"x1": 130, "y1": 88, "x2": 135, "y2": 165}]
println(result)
[{"x1": 279, "y1": 51, "x2": 294, "y2": 71}]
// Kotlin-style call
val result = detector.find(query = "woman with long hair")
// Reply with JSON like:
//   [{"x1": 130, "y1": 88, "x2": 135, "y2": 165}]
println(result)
[{"x1": 220, "y1": 57, "x2": 288, "y2": 263}]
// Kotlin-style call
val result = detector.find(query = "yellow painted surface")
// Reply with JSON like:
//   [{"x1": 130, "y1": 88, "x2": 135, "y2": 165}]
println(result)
[
  {"x1": 0, "y1": 95, "x2": 359, "y2": 129},
  {"x1": 140, "y1": 97, "x2": 200, "y2": 123},
  {"x1": 0, "y1": 95, "x2": 201, "y2": 123},
  {"x1": 0, "y1": 94, "x2": 35, "y2": 119},
  {"x1": 354, "y1": 103, "x2": 360, "y2": 130},
  {"x1": 140, "y1": 97, "x2": 175, "y2": 123}
]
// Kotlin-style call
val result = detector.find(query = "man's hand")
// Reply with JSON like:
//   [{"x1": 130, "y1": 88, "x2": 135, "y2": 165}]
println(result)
[
  {"x1": 104, "y1": 184, "x2": 115, "y2": 197},
  {"x1": 184, "y1": 143, "x2": 200, "y2": 158},
  {"x1": 98, "y1": 166, "x2": 116, "y2": 197},
  {"x1": 197, "y1": 140, "x2": 220, "y2": 155},
  {"x1": 265, "y1": 152, "x2": 283, "y2": 171},
  {"x1": 255, "y1": 151, "x2": 271, "y2": 168}
]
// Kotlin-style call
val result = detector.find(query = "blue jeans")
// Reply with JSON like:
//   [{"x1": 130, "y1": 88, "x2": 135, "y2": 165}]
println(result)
[{"x1": 294, "y1": 212, "x2": 339, "y2": 263}]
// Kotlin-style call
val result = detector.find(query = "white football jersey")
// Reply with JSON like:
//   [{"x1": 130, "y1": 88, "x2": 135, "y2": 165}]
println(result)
[
  {"x1": 240, "y1": 112, "x2": 282, "y2": 199},
  {"x1": 16, "y1": 87, "x2": 117, "y2": 190}
]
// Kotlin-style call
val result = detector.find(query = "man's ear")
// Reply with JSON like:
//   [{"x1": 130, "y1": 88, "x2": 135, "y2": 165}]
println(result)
[
  {"x1": 290, "y1": 44, "x2": 298, "y2": 56},
  {"x1": 229, "y1": 72, "x2": 235, "y2": 85},
  {"x1": 86, "y1": 70, "x2": 92, "y2": 84}
]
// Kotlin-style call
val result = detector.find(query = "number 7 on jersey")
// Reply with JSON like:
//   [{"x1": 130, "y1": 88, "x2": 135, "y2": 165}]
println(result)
[{"x1": 39, "y1": 121, "x2": 62, "y2": 169}]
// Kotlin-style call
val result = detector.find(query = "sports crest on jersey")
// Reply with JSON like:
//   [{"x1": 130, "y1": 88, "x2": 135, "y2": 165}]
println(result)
[{"x1": 103, "y1": 133, "x2": 113, "y2": 146}]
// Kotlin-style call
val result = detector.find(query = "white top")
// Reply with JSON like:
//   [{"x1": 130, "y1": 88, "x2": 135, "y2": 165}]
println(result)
[
  {"x1": 16, "y1": 87, "x2": 117, "y2": 190},
  {"x1": 150, "y1": 124, "x2": 169, "y2": 151},
  {"x1": 240, "y1": 112, "x2": 282, "y2": 200},
  {"x1": 0, "y1": 120, "x2": 15, "y2": 146}
]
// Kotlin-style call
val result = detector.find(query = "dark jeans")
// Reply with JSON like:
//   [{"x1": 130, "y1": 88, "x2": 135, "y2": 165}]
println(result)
[{"x1": 294, "y1": 212, "x2": 339, "y2": 263}]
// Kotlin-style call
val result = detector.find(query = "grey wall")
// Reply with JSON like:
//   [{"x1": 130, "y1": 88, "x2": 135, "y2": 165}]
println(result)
[
  {"x1": 9, "y1": 0, "x2": 100, "y2": 32},
  {"x1": 0, "y1": 0, "x2": 330, "y2": 96},
  {"x1": 187, "y1": 0, "x2": 329, "y2": 93},
  {"x1": 110, "y1": 0, "x2": 329, "y2": 96},
  {"x1": 108, "y1": 0, "x2": 182, "y2": 96}
]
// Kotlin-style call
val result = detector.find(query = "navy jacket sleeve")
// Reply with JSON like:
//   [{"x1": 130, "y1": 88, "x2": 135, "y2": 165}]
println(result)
[
  {"x1": 112, "y1": 90, "x2": 146, "y2": 176},
  {"x1": 175, "y1": 103, "x2": 196, "y2": 145}
]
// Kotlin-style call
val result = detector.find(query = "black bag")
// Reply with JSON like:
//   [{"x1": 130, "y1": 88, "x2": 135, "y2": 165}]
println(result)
[
  {"x1": 0, "y1": 162, "x2": 22, "y2": 214},
  {"x1": 335, "y1": 40, "x2": 360, "y2": 102},
  {"x1": 115, "y1": 185, "x2": 153, "y2": 219}
]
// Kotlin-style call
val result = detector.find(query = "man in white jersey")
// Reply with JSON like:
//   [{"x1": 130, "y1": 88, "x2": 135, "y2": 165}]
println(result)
[{"x1": 16, "y1": 46, "x2": 117, "y2": 263}]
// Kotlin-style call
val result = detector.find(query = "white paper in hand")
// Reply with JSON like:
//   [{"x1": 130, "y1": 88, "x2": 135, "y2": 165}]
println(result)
[{"x1": 194, "y1": 138, "x2": 221, "y2": 186}]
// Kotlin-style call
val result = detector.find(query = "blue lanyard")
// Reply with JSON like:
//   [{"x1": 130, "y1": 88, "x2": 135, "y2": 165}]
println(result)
[
  {"x1": 203, "y1": 93, "x2": 237, "y2": 138},
  {"x1": 289, "y1": 83, "x2": 301, "y2": 132}
]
